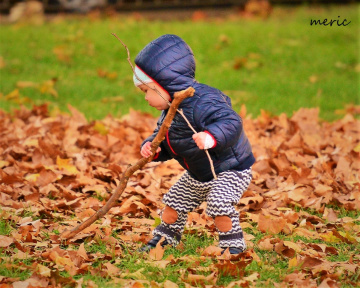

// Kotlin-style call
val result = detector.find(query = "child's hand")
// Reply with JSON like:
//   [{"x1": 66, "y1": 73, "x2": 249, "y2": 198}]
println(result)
[
  {"x1": 141, "y1": 142, "x2": 161, "y2": 158},
  {"x1": 192, "y1": 132, "x2": 208, "y2": 150}
]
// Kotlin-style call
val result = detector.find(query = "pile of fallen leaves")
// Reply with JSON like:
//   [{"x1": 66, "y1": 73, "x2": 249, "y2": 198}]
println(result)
[{"x1": 0, "y1": 104, "x2": 359, "y2": 287}]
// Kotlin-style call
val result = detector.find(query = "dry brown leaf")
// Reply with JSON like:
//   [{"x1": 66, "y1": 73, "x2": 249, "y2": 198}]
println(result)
[
  {"x1": 181, "y1": 271, "x2": 217, "y2": 286},
  {"x1": 103, "y1": 262, "x2": 120, "y2": 276},
  {"x1": 77, "y1": 243, "x2": 90, "y2": 261},
  {"x1": 201, "y1": 246, "x2": 223, "y2": 257},
  {"x1": 0, "y1": 235, "x2": 14, "y2": 247},
  {"x1": 148, "y1": 240, "x2": 165, "y2": 261},
  {"x1": 258, "y1": 213, "x2": 286, "y2": 234},
  {"x1": 163, "y1": 280, "x2": 179, "y2": 288}
]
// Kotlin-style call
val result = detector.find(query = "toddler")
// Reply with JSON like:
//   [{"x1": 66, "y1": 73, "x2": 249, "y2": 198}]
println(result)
[{"x1": 133, "y1": 34, "x2": 255, "y2": 254}]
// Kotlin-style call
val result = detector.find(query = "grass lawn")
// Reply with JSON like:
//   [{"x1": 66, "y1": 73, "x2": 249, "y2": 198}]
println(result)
[{"x1": 0, "y1": 4, "x2": 359, "y2": 121}]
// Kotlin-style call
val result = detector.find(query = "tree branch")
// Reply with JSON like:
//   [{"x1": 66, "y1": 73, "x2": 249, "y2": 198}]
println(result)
[{"x1": 60, "y1": 87, "x2": 195, "y2": 240}]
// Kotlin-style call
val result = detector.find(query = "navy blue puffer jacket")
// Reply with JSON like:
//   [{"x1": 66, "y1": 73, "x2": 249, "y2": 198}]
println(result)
[{"x1": 135, "y1": 34, "x2": 255, "y2": 182}]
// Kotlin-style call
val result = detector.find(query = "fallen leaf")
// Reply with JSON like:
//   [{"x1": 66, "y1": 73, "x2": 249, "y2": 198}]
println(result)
[
  {"x1": 201, "y1": 246, "x2": 223, "y2": 257},
  {"x1": 258, "y1": 213, "x2": 286, "y2": 234},
  {"x1": 56, "y1": 156, "x2": 79, "y2": 175},
  {"x1": 36, "y1": 263, "x2": 51, "y2": 277},
  {"x1": 103, "y1": 262, "x2": 120, "y2": 276},
  {"x1": 163, "y1": 280, "x2": 179, "y2": 288},
  {"x1": 0, "y1": 235, "x2": 13, "y2": 247},
  {"x1": 148, "y1": 240, "x2": 165, "y2": 261},
  {"x1": 77, "y1": 243, "x2": 90, "y2": 261}
]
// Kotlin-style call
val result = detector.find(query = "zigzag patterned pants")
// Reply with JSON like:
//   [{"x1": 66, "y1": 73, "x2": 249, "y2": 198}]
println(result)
[{"x1": 153, "y1": 169, "x2": 252, "y2": 250}]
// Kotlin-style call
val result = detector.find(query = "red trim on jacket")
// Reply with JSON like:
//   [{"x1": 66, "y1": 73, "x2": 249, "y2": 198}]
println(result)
[
  {"x1": 204, "y1": 131, "x2": 217, "y2": 148},
  {"x1": 153, "y1": 152, "x2": 160, "y2": 160},
  {"x1": 183, "y1": 158, "x2": 190, "y2": 169},
  {"x1": 166, "y1": 130, "x2": 177, "y2": 155}
]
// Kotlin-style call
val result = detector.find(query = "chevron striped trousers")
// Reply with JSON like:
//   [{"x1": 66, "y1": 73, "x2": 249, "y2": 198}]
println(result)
[{"x1": 153, "y1": 169, "x2": 252, "y2": 250}]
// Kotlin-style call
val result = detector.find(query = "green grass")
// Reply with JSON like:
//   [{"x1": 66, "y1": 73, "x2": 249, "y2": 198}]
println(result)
[
  {"x1": 0, "y1": 245, "x2": 33, "y2": 280},
  {"x1": 0, "y1": 218, "x2": 13, "y2": 236},
  {"x1": 0, "y1": 4, "x2": 359, "y2": 121},
  {"x1": 0, "y1": 258, "x2": 32, "y2": 281}
]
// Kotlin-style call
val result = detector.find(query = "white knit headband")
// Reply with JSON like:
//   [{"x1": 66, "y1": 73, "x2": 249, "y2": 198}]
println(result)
[{"x1": 133, "y1": 65, "x2": 153, "y2": 87}]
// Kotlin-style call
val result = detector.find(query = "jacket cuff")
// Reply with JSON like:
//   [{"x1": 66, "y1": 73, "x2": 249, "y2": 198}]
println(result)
[
  {"x1": 153, "y1": 152, "x2": 160, "y2": 160},
  {"x1": 204, "y1": 131, "x2": 217, "y2": 148}
]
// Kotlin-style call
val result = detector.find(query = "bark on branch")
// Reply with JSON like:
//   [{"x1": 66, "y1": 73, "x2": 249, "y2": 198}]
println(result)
[{"x1": 60, "y1": 87, "x2": 195, "y2": 240}]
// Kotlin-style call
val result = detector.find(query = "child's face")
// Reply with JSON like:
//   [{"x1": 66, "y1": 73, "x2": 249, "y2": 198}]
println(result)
[{"x1": 138, "y1": 82, "x2": 170, "y2": 111}]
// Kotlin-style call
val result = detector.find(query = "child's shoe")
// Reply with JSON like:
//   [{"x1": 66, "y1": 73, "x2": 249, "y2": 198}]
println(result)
[
  {"x1": 221, "y1": 247, "x2": 244, "y2": 255},
  {"x1": 138, "y1": 235, "x2": 169, "y2": 252}
]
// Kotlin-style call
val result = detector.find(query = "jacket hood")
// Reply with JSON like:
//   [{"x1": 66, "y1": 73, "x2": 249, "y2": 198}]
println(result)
[{"x1": 134, "y1": 34, "x2": 196, "y2": 98}]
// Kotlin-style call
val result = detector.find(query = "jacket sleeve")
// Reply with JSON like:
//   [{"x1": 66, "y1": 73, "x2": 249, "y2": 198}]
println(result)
[
  {"x1": 141, "y1": 113, "x2": 172, "y2": 162},
  {"x1": 141, "y1": 138, "x2": 172, "y2": 162},
  {"x1": 194, "y1": 94, "x2": 242, "y2": 151}
]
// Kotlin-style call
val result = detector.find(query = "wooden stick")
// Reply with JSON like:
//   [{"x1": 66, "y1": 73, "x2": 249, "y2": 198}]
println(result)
[{"x1": 60, "y1": 87, "x2": 195, "y2": 240}]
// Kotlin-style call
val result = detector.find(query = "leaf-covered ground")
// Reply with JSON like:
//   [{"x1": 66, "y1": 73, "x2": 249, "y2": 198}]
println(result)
[{"x1": 0, "y1": 104, "x2": 359, "y2": 287}]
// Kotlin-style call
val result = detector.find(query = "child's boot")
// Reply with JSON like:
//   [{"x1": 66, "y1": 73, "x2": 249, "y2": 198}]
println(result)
[
  {"x1": 221, "y1": 247, "x2": 244, "y2": 255},
  {"x1": 138, "y1": 234, "x2": 169, "y2": 252}
]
